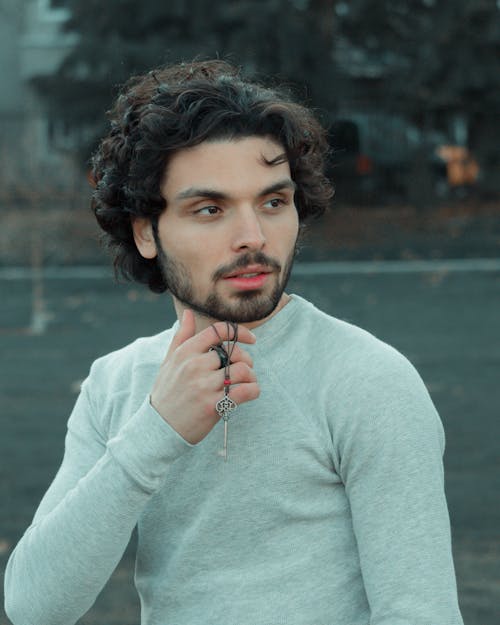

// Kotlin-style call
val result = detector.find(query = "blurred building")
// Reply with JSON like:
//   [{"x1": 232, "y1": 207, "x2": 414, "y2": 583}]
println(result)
[
  {"x1": 0, "y1": 0, "x2": 78, "y2": 196},
  {"x1": 1, "y1": 0, "x2": 495, "y2": 202}
]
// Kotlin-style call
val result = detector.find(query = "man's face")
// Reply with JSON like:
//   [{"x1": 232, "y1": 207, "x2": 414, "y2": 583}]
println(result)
[{"x1": 136, "y1": 136, "x2": 299, "y2": 326}]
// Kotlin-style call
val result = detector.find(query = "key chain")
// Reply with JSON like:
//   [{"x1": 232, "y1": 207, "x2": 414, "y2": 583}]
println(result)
[{"x1": 212, "y1": 322, "x2": 238, "y2": 461}]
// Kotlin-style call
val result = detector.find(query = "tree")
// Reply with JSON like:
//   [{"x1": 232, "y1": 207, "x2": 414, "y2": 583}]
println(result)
[
  {"x1": 334, "y1": 0, "x2": 500, "y2": 122},
  {"x1": 34, "y1": 0, "x2": 338, "y2": 165},
  {"x1": 35, "y1": 0, "x2": 499, "y2": 201}
]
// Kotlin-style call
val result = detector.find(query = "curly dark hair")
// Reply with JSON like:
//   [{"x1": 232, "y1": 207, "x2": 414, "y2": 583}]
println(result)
[{"x1": 91, "y1": 59, "x2": 333, "y2": 293}]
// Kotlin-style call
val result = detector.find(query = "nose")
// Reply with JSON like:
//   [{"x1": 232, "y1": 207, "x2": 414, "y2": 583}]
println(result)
[{"x1": 230, "y1": 208, "x2": 266, "y2": 252}]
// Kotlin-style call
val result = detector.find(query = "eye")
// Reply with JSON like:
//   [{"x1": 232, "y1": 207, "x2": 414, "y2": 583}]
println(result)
[
  {"x1": 264, "y1": 197, "x2": 287, "y2": 210},
  {"x1": 195, "y1": 206, "x2": 221, "y2": 216}
]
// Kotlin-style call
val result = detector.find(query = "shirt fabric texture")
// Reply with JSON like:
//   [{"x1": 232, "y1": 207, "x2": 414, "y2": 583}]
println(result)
[{"x1": 5, "y1": 294, "x2": 464, "y2": 625}]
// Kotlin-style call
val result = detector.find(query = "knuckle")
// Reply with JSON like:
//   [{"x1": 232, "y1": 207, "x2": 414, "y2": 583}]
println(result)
[
  {"x1": 236, "y1": 348, "x2": 253, "y2": 367},
  {"x1": 230, "y1": 362, "x2": 247, "y2": 378},
  {"x1": 183, "y1": 355, "x2": 203, "y2": 376},
  {"x1": 178, "y1": 362, "x2": 192, "y2": 379},
  {"x1": 194, "y1": 378, "x2": 210, "y2": 397}
]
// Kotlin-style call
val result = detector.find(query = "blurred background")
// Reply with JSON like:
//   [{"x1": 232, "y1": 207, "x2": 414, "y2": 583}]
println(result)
[
  {"x1": 0, "y1": 1, "x2": 499, "y2": 624},
  {"x1": 1, "y1": 0, "x2": 500, "y2": 264}
]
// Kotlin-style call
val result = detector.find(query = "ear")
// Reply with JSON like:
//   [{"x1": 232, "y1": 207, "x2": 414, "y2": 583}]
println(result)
[{"x1": 131, "y1": 217, "x2": 158, "y2": 259}]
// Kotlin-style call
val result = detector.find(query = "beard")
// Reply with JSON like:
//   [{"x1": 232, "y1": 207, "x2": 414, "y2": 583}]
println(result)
[{"x1": 154, "y1": 239, "x2": 297, "y2": 323}]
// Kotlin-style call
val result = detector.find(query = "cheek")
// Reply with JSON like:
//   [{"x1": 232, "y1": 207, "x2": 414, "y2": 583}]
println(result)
[
  {"x1": 281, "y1": 212, "x2": 299, "y2": 246},
  {"x1": 180, "y1": 243, "x2": 218, "y2": 276}
]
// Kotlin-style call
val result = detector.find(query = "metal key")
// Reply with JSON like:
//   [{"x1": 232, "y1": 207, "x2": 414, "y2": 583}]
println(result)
[{"x1": 216, "y1": 389, "x2": 237, "y2": 461}]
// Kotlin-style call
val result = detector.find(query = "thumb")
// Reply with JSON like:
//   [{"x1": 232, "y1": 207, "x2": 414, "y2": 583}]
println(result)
[{"x1": 166, "y1": 309, "x2": 196, "y2": 358}]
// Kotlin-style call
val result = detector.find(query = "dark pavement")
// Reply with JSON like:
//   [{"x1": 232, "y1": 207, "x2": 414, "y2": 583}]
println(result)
[{"x1": 1, "y1": 264, "x2": 499, "y2": 624}]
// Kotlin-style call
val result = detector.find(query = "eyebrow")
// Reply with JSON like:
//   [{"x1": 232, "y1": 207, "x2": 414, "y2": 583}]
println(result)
[{"x1": 174, "y1": 178, "x2": 297, "y2": 202}]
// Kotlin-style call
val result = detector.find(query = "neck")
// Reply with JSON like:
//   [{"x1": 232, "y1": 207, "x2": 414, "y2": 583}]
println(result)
[{"x1": 173, "y1": 293, "x2": 291, "y2": 334}]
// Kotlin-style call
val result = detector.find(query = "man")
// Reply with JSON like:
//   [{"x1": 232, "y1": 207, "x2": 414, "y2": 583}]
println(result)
[{"x1": 5, "y1": 60, "x2": 463, "y2": 625}]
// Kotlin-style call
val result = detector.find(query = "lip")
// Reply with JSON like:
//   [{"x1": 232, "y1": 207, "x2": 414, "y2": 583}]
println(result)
[
  {"x1": 224, "y1": 273, "x2": 270, "y2": 290},
  {"x1": 223, "y1": 265, "x2": 272, "y2": 279},
  {"x1": 222, "y1": 266, "x2": 273, "y2": 290}
]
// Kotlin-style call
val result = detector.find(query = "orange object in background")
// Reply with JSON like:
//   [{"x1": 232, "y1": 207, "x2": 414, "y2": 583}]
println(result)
[
  {"x1": 356, "y1": 153, "x2": 374, "y2": 175},
  {"x1": 436, "y1": 145, "x2": 480, "y2": 187}
]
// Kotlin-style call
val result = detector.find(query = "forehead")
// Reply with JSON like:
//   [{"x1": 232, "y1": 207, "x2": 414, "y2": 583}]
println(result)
[{"x1": 161, "y1": 136, "x2": 291, "y2": 198}]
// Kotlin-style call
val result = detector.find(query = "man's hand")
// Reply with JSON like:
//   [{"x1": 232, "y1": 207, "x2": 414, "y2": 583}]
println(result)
[{"x1": 150, "y1": 310, "x2": 259, "y2": 444}]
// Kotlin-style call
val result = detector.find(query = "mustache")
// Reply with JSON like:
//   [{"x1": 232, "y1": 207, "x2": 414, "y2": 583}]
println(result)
[{"x1": 213, "y1": 252, "x2": 281, "y2": 281}]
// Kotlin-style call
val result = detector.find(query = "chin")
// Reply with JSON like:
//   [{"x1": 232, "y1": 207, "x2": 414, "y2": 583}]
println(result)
[{"x1": 223, "y1": 292, "x2": 282, "y2": 323}]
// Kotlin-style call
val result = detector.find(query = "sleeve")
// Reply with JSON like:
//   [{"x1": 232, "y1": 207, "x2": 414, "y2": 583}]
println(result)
[
  {"x1": 4, "y1": 369, "x2": 192, "y2": 625},
  {"x1": 335, "y1": 349, "x2": 463, "y2": 625}
]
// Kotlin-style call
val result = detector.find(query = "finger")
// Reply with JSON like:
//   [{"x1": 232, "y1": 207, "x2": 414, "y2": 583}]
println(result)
[
  {"x1": 228, "y1": 361, "x2": 257, "y2": 385},
  {"x1": 228, "y1": 344, "x2": 253, "y2": 367},
  {"x1": 165, "y1": 309, "x2": 196, "y2": 360},
  {"x1": 189, "y1": 321, "x2": 256, "y2": 356},
  {"x1": 213, "y1": 362, "x2": 257, "y2": 386},
  {"x1": 219, "y1": 382, "x2": 260, "y2": 407}
]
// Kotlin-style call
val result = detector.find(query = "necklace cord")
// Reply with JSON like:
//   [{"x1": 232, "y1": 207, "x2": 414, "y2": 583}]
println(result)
[
  {"x1": 224, "y1": 321, "x2": 238, "y2": 390},
  {"x1": 210, "y1": 322, "x2": 238, "y2": 390}
]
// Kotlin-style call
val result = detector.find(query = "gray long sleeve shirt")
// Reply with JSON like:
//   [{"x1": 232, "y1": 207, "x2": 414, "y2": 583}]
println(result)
[{"x1": 5, "y1": 295, "x2": 464, "y2": 625}]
